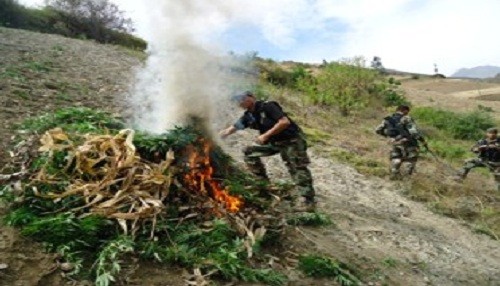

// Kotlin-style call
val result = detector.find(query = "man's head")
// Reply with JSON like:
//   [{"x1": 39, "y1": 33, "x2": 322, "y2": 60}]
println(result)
[
  {"x1": 396, "y1": 105, "x2": 410, "y2": 116},
  {"x1": 486, "y1": 127, "x2": 498, "y2": 140},
  {"x1": 231, "y1": 91, "x2": 256, "y2": 110}
]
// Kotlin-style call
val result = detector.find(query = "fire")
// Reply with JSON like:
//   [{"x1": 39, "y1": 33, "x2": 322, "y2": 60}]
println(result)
[{"x1": 183, "y1": 138, "x2": 243, "y2": 212}]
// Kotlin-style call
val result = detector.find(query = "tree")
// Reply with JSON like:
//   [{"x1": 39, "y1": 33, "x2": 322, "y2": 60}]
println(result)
[
  {"x1": 371, "y1": 56, "x2": 385, "y2": 73},
  {"x1": 45, "y1": 0, "x2": 134, "y2": 41},
  {"x1": 0, "y1": 0, "x2": 24, "y2": 27}
]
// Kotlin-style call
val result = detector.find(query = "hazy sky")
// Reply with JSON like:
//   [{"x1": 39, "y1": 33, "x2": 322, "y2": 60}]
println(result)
[{"x1": 19, "y1": 0, "x2": 500, "y2": 76}]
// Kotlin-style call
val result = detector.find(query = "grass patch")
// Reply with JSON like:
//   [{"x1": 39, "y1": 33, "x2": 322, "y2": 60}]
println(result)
[
  {"x1": 1, "y1": 66, "x2": 26, "y2": 81},
  {"x1": 426, "y1": 139, "x2": 468, "y2": 160},
  {"x1": 302, "y1": 126, "x2": 332, "y2": 145},
  {"x1": 329, "y1": 148, "x2": 387, "y2": 177},
  {"x1": 287, "y1": 211, "x2": 332, "y2": 226},
  {"x1": 12, "y1": 89, "x2": 30, "y2": 100},
  {"x1": 381, "y1": 257, "x2": 398, "y2": 268},
  {"x1": 299, "y1": 254, "x2": 361, "y2": 285},
  {"x1": 412, "y1": 107, "x2": 495, "y2": 140}
]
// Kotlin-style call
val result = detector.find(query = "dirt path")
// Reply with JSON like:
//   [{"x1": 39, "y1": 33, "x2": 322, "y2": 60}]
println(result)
[{"x1": 222, "y1": 132, "x2": 500, "y2": 286}]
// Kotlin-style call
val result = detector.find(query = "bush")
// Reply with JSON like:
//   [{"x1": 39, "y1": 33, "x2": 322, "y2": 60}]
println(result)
[
  {"x1": 412, "y1": 107, "x2": 495, "y2": 140},
  {"x1": 372, "y1": 77, "x2": 410, "y2": 107},
  {"x1": 298, "y1": 57, "x2": 377, "y2": 116}
]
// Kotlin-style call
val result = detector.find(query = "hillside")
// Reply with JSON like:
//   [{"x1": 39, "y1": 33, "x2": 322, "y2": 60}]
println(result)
[
  {"x1": 401, "y1": 77, "x2": 500, "y2": 118},
  {"x1": 1, "y1": 27, "x2": 500, "y2": 286},
  {"x1": 451, "y1": 65, "x2": 500, "y2": 79}
]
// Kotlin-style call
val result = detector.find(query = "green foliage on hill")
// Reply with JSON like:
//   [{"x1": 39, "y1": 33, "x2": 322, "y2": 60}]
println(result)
[
  {"x1": 412, "y1": 107, "x2": 495, "y2": 140},
  {"x1": 0, "y1": 0, "x2": 146, "y2": 50}
]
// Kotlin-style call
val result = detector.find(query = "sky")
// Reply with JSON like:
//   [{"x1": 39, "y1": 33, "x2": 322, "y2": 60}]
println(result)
[{"x1": 19, "y1": 0, "x2": 500, "y2": 76}]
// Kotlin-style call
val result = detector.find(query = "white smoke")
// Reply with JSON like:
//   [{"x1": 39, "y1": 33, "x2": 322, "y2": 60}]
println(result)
[{"x1": 129, "y1": 0, "x2": 256, "y2": 134}]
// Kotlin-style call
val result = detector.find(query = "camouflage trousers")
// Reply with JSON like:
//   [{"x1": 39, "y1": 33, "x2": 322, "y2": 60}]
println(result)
[
  {"x1": 390, "y1": 144, "x2": 419, "y2": 176},
  {"x1": 457, "y1": 158, "x2": 500, "y2": 191},
  {"x1": 243, "y1": 135, "x2": 315, "y2": 203}
]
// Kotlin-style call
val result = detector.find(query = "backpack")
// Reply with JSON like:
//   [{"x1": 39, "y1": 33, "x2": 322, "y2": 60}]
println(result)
[{"x1": 378, "y1": 113, "x2": 407, "y2": 138}]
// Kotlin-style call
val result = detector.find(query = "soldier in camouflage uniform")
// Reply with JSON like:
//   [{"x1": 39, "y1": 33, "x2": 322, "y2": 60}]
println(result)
[
  {"x1": 219, "y1": 91, "x2": 316, "y2": 208},
  {"x1": 454, "y1": 128, "x2": 500, "y2": 191},
  {"x1": 375, "y1": 105, "x2": 428, "y2": 180}
]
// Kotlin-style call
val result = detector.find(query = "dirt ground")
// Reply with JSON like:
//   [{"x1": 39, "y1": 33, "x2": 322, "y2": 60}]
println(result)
[
  {"x1": 1, "y1": 27, "x2": 499, "y2": 285},
  {"x1": 401, "y1": 78, "x2": 500, "y2": 118}
]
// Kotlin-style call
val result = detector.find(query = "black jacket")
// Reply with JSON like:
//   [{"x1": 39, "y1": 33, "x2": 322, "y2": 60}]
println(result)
[{"x1": 234, "y1": 101, "x2": 300, "y2": 142}]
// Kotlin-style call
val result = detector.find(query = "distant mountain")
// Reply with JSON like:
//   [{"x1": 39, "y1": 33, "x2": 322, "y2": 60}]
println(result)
[{"x1": 451, "y1": 65, "x2": 500, "y2": 78}]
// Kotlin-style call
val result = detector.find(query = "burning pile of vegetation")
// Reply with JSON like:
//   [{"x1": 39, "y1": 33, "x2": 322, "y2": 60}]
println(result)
[{"x1": 0, "y1": 107, "x2": 358, "y2": 286}]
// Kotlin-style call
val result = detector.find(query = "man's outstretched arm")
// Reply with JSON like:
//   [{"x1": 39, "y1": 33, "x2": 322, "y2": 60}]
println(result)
[{"x1": 219, "y1": 126, "x2": 238, "y2": 139}]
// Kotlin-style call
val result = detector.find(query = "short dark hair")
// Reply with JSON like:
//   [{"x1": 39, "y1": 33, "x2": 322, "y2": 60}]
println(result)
[
  {"x1": 487, "y1": 128, "x2": 498, "y2": 134},
  {"x1": 231, "y1": 91, "x2": 254, "y2": 102},
  {"x1": 396, "y1": 105, "x2": 410, "y2": 112}
]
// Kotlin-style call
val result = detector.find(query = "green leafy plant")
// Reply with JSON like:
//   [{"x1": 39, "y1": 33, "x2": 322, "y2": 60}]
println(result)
[
  {"x1": 20, "y1": 107, "x2": 124, "y2": 133},
  {"x1": 95, "y1": 236, "x2": 134, "y2": 286},
  {"x1": 299, "y1": 254, "x2": 360, "y2": 286}
]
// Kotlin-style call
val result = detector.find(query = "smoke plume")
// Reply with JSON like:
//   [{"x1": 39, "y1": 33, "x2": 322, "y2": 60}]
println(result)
[{"x1": 129, "y1": 0, "x2": 255, "y2": 134}]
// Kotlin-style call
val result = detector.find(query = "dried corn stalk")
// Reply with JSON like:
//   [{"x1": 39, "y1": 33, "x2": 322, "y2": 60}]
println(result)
[{"x1": 34, "y1": 128, "x2": 175, "y2": 234}]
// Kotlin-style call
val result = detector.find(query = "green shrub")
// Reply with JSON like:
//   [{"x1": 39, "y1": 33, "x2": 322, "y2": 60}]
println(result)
[
  {"x1": 298, "y1": 57, "x2": 377, "y2": 116},
  {"x1": 263, "y1": 66, "x2": 295, "y2": 87},
  {"x1": 372, "y1": 77, "x2": 410, "y2": 107},
  {"x1": 412, "y1": 107, "x2": 494, "y2": 140}
]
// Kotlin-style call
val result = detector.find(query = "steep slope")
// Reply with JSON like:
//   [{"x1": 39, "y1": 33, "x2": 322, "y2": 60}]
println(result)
[{"x1": 0, "y1": 27, "x2": 141, "y2": 165}]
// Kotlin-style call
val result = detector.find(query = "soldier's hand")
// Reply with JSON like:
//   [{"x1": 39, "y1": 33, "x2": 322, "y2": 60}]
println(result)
[
  {"x1": 219, "y1": 129, "x2": 231, "y2": 139},
  {"x1": 256, "y1": 134, "x2": 269, "y2": 145}
]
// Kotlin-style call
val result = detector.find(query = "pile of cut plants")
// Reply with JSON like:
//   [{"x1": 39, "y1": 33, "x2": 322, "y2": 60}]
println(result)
[{"x1": 0, "y1": 108, "x2": 360, "y2": 286}]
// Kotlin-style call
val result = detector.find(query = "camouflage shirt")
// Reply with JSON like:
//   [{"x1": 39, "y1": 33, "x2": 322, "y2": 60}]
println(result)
[{"x1": 375, "y1": 113, "x2": 424, "y2": 145}]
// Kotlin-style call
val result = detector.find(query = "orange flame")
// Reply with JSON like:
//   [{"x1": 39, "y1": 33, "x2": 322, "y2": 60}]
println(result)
[{"x1": 183, "y1": 138, "x2": 243, "y2": 212}]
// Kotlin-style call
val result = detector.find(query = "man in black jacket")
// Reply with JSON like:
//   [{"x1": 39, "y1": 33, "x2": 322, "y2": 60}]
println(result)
[
  {"x1": 219, "y1": 91, "x2": 316, "y2": 209},
  {"x1": 455, "y1": 128, "x2": 500, "y2": 191}
]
